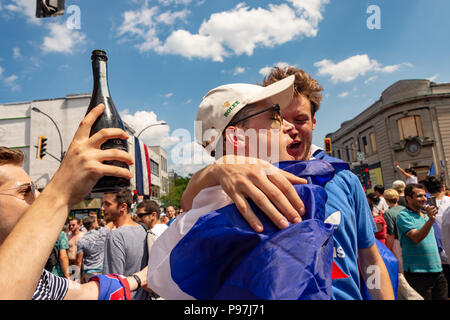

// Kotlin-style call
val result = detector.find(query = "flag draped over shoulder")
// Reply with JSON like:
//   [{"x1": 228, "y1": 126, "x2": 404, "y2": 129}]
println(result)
[{"x1": 147, "y1": 160, "x2": 336, "y2": 300}]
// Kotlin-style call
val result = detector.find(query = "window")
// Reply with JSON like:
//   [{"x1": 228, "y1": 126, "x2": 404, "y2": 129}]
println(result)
[
  {"x1": 345, "y1": 146, "x2": 350, "y2": 162},
  {"x1": 369, "y1": 133, "x2": 376, "y2": 153},
  {"x1": 150, "y1": 159, "x2": 159, "y2": 177},
  {"x1": 351, "y1": 142, "x2": 357, "y2": 161},
  {"x1": 397, "y1": 116, "x2": 423, "y2": 140},
  {"x1": 362, "y1": 136, "x2": 369, "y2": 154},
  {"x1": 161, "y1": 156, "x2": 168, "y2": 173}
]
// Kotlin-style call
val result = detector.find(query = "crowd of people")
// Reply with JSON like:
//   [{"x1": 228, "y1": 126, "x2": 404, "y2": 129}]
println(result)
[
  {"x1": 365, "y1": 175, "x2": 450, "y2": 300},
  {"x1": 0, "y1": 64, "x2": 448, "y2": 301}
]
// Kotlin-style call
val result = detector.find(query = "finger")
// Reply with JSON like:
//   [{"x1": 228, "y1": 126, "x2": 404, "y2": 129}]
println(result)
[
  {"x1": 266, "y1": 173, "x2": 305, "y2": 222},
  {"x1": 230, "y1": 192, "x2": 264, "y2": 233},
  {"x1": 97, "y1": 163, "x2": 133, "y2": 180},
  {"x1": 89, "y1": 128, "x2": 130, "y2": 149},
  {"x1": 280, "y1": 170, "x2": 307, "y2": 185},
  {"x1": 240, "y1": 183, "x2": 290, "y2": 230},
  {"x1": 96, "y1": 149, "x2": 134, "y2": 165},
  {"x1": 252, "y1": 174, "x2": 303, "y2": 224},
  {"x1": 73, "y1": 104, "x2": 105, "y2": 140}
]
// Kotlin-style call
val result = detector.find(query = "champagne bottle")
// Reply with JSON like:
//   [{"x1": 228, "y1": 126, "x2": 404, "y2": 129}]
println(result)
[{"x1": 86, "y1": 49, "x2": 130, "y2": 193}]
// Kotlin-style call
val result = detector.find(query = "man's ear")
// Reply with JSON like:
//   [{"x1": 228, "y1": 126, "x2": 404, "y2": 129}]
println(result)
[
  {"x1": 312, "y1": 115, "x2": 317, "y2": 130},
  {"x1": 223, "y1": 126, "x2": 246, "y2": 149},
  {"x1": 119, "y1": 203, "x2": 128, "y2": 214}
]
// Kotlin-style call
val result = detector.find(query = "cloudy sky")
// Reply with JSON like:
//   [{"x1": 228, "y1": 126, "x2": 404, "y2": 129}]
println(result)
[{"x1": 1, "y1": 0, "x2": 449, "y2": 175}]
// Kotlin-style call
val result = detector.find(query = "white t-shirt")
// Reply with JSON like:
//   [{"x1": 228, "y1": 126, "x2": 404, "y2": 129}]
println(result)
[
  {"x1": 406, "y1": 175, "x2": 418, "y2": 184},
  {"x1": 436, "y1": 196, "x2": 450, "y2": 226},
  {"x1": 151, "y1": 223, "x2": 169, "y2": 238}
]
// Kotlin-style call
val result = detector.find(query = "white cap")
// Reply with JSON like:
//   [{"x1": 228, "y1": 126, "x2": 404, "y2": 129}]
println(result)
[{"x1": 195, "y1": 75, "x2": 295, "y2": 155}]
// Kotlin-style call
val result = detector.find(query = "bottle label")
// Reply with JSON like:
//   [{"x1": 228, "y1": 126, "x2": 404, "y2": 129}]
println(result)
[{"x1": 99, "y1": 61, "x2": 110, "y2": 98}]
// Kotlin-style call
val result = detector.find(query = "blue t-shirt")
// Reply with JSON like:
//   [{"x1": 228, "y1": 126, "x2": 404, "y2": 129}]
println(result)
[{"x1": 314, "y1": 150, "x2": 377, "y2": 300}]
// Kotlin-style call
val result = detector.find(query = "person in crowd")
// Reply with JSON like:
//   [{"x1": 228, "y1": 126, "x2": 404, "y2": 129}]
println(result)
[
  {"x1": 165, "y1": 206, "x2": 177, "y2": 226},
  {"x1": 102, "y1": 188, "x2": 150, "y2": 300},
  {"x1": 50, "y1": 230, "x2": 70, "y2": 279},
  {"x1": 136, "y1": 200, "x2": 168, "y2": 238},
  {"x1": 420, "y1": 175, "x2": 450, "y2": 296},
  {"x1": 67, "y1": 218, "x2": 85, "y2": 267},
  {"x1": 396, "y1": 184, "x2": 448, "y2": 300},
  {"x1": 374, "y1": 185, "x2": 389, "y2": 213},
  {"x1": 175, "y1": 66, "x2": 395, "y2": 300},
  {"x1": 76, "y1": 216, "x2": 113, "y2": 283},
  {"x1": 394, "y1": 162, "x2": 418, "y2": 184},
  {"x1": 367, "y1": 193, "x2": 387, "y2": 245},
  {"x1": 392, "y1": 180, "x2": 407, "y2": 207},
  {"x1": 0, "y1": 144, "x2": 146, "y2": 299}
]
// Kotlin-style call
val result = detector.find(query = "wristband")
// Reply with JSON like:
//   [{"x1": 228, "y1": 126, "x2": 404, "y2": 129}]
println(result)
[{"x1": 132, "y1": 274, "x2": 142, "y2": 289}]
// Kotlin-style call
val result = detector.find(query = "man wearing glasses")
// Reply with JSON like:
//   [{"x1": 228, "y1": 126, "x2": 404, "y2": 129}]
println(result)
[
  {"x1": 136, "y1": 200, "x2": 168, "y2": 238},
  {"x1": 179, "y1": 67, "x2": 395, "y2": 300}
]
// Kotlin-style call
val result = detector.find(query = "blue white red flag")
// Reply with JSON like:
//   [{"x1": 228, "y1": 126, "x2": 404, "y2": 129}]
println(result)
[
  {"x1": 130, "y1": 136, "x2": 151, "y2": 196},
  {"x1": 147, "y1": 160, "x2": 336, "y2": 300},
  {"x1": 89, "y1": 274, "x2": 131, "y2": 300}
]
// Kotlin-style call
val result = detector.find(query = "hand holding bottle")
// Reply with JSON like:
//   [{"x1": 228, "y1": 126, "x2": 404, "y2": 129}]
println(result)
[{"x1": 49, "y1": 104, "x2": 133, "y2": 208}]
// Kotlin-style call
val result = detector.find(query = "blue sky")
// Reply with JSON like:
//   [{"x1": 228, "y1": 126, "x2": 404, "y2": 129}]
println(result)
[{"x1": 1, "y1": 0, "x2": 449, "y2": 175}]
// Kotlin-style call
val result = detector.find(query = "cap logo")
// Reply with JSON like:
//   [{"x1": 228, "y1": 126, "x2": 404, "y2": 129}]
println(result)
[{"x1": 224, "y1": 100, "x2": 240, "y2": 117}]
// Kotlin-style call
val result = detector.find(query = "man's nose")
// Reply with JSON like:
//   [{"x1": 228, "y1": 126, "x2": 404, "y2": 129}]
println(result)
[{"x1": 282, "y1": 119, "x2": 298, "y2": 136}]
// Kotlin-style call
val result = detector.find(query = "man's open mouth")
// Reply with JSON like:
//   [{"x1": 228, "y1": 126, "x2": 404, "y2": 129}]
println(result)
[{"x1": 287, "y1": 140, "x2": 302, "y2": 158}]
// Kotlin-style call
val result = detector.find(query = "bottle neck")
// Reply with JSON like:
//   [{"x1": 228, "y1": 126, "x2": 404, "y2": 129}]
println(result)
[{"x1": 92, "y1": 59, "x2": 110, "y2": 98}]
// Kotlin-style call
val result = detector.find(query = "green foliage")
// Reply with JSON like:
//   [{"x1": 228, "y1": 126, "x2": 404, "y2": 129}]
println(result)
[{"x1": 160, "y1": 173, "x2": 192, "y2": 208}]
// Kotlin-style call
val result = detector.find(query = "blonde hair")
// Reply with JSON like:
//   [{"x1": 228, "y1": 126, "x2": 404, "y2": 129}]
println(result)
[
  {"x1": 384, "y1": 188, "x2": 400, "y2": 204},
  {"x1": 392, "y1": 180, "x2": 405, "y2": 193}
]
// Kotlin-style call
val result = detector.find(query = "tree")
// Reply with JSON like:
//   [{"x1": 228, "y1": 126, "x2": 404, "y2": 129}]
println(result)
[{"x1": 160, "y1": 173, "x2": 192, "y2": 208}]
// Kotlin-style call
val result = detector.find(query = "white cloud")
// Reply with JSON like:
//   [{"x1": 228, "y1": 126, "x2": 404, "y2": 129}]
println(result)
[
  {"x1": 364, "y1": 75, "x2": 378, "y2": 84},
  {"x1": 0, "y1": 66, "x2": 3, "y2": 77},
  {"x1": 13, "y1": 47, "x2": 21, "y2": 59},
  {"x1": 259, "y1": 62, "x2": 293, "y2": 76},
  {"x1": 118, "y1": 1, "x2": 329, "y2": 61},
  {"x1": 41, "y1": 22, "x2": 86, "y2": 54},
  {"x1": 3, "y1": 74, "x2": 20, "y2": 91},
  {"x1": 337, "y1": 91, "x2": 349, "y2": 98},
  {"x1": 120, "y1": 109, "x2": 177, "y2": 149},
  {"x1": 169, "y1": 140, "x2": 214, "y2": 176},
  {"x1": 165, "y1": 93, "x2": 174, "y2": 98},
  {"x1": 428, "y1": 74, "x2": 439, "y2": 82},
  {"x1": 158, "y1": 0, "x2": 192, "y2": 6},
  {"x1": 314, "y1": 54, "x2": 411, "y2": 83},
  {"x1": 4, "y1": 0, "x2": 40, "y2": 24},
  {"x1": 233, "y1": 66, "x2": 246, "y2": 76}
]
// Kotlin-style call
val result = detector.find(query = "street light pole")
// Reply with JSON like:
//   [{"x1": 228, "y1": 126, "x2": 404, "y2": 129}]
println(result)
[
  {"x1": 31, "y1": 106, "x2": 65, "y2": 161},
  {"x1": 137, "y1": 122, "x2": 168, "y2": 139}
]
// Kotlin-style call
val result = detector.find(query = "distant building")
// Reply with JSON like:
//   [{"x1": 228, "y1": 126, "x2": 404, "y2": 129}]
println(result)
[
  {"x1": 326, "y1": 79, "x2": 450, "y2": 191},
  {"x1": 0, "y1": 93, "x2": 169, "y2": 201}
]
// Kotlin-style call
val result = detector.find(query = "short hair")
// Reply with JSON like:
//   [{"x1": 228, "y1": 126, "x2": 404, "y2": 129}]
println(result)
[
  {"x1": 262, "y1": 66, "x2": 323, "y2": 116},
  {"x1": 367, "y1": 192, "x2": 380, "y2": 206},
  {"x1": 71, "y1": 218, "x2": 82, "y2": 225},
  {"x1": 405, "y1": 168, "x2": 417, "y2": 176},
  {"x1": 392, "y1": 180, "x2": 406, "y2": 192},
  {"x1": 384, "y1": 189, "x2": 399, "y2": 204},
  {"x1": 404, "y1": 184, "x2": 425, "y2": 199},
  {"x1": 106, "y1": 188, "x2": 133, "y2": 213},
  {"x1": 421, "y1": 175, "x2": 443, "y2": 194},
  {"x1": 137, "y1": 200, "x2": 161, "y2": 218},
  {"x1": 82, "y1": 216, "x2": 96, "y2": 230},
  {"x1": 374, "y1": 185, "x2": 385, "y2": 194},
  {"x1": 0, "y1": 147, "x2": 24, "y2": 166}
]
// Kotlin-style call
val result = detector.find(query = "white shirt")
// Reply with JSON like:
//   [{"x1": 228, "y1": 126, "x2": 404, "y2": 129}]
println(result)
[
  {"x1": 406, "y1": 175, "x2": 418, "y2": 184},
  {"x1": 151, "y1": 223, "x2": 169, "y2": 238},
  {"x1": 441, "y1": 206, "x2": 450, "y2": 266},
  {"x1": 436, "y1": 196, "x2": 450, "y2": 226}
]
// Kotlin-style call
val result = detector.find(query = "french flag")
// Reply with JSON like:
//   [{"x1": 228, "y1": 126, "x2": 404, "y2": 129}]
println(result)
[
  {"x1": 129, "y1": 136, "x2": 152, "y2": 196},
  {"x1": 147, "y1": 160, "x2": 336, "y2": 300}
]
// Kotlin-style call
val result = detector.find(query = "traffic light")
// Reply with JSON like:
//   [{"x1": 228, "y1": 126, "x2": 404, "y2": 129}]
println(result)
[
  {"x1": 324, "y1": 138, "x2": 332, "y2": 154},
  {"x1": 36, "y1": 0, "x2": 65, "y2": 18},
  {"x1": 38, "y1": 136, "x2": 47, "y2": 160},
  {"x1": 360, "y1": 163, "x2": 371, "y2": 190}
]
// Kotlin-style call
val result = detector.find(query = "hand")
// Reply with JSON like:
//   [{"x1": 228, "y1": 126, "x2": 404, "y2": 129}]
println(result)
[
  {"x1": 211, "y1": 155, "x2": 307, "y2": 232},
  {"x1": 425, "y1": 205, "x2": 437, "y2": 221},
  {"x1": 48, "y1": 104, "x2": 134, "y2": 207},
  {"x1": 393, "y1": 161, "x2": 399, "y2": 167}
]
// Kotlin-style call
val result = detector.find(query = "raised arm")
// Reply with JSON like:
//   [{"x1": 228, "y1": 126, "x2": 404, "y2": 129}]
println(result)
[
  {"x1": 0, "y1": 104, "x2": 133, "y2": 299},
  {"x1": 181, "y1": 154, "x2": 307, "y2": 232}
]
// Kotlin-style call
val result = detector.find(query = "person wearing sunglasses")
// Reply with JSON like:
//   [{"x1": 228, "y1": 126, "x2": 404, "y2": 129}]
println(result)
[
  {"x1": 136, "y1": 200, "x2": 168, "y2": 238},
  {"x1": 0, "y1": 105, "x2": 149, "y2": 300}
]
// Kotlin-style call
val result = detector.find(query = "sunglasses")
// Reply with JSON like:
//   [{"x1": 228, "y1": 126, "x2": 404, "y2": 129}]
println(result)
[
  {"x1": 230, "y1": 104, "x2": 282, "y2": 127},
  {"x1": 137, "y1": 212, "x2": 156, "y2": 218},
  {"x1": 0, "y1": 181, "x2": 37, "y2": 200}
]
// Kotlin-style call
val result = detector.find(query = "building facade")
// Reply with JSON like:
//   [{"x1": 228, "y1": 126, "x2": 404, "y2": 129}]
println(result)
[
  {"x1": 326, "y1": 79, "x2": 450, "y2": 191},
  {"x1": 0, "y1": 93, "x2": 169, "y2": 202}
]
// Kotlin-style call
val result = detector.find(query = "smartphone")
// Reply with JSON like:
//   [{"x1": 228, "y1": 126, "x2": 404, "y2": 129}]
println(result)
[{"x1": 428, "y1": 196, "x2": 437, "y2": 208}]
